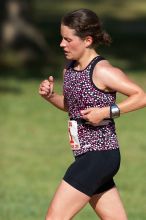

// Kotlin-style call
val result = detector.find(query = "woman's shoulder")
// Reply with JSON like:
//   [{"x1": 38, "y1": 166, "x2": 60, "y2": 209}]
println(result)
[
  {"x1": 94, "y1": 59, "x2": 122, "y2": 78},
  {"x1": 93, "y1": 58, "x2": 127, "y2": 90}
]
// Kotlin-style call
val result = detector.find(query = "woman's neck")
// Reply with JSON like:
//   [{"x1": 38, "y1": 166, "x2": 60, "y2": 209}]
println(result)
[{"x1": 75, "y1": 50, "x2": 98, "y2": 71}]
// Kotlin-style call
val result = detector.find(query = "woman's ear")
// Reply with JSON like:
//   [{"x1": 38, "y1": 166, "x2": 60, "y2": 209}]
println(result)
[{"x1": 85, "y1": 36, "x2": 93, "y2": 47}]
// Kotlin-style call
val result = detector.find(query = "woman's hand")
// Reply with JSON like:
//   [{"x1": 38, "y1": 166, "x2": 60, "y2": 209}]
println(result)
[
  {"x1": 80, "y1": 107, "x2": 110, "y2": 126},
  {"x1": 39, "y1": 76, "x2": 54, "y2": 99}
]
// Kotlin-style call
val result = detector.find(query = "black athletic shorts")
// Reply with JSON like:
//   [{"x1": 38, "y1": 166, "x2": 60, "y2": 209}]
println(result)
[{"x1": 63, "y1": 148, "x2": 120, "y2": 197}]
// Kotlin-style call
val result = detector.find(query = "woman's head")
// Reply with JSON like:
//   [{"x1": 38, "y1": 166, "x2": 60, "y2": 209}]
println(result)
[{"x1": 61, "y1": 8, "x2": 111, "y2": 48}]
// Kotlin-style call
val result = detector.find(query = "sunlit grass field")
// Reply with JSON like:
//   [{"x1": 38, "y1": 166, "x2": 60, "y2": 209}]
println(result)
[{"x1": 0, "y1": 72, "x2": 146, "y2": 220}]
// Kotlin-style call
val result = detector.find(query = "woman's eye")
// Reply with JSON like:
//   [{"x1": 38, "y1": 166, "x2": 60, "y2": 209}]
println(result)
[{"x1": 65, "y1": 38, "x2": 72, "y2": 42}]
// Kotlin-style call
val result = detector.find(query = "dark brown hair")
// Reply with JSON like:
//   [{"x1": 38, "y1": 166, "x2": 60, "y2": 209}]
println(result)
[{"x1": 61, "y1": 8, "x2": 112, "y2": 47}]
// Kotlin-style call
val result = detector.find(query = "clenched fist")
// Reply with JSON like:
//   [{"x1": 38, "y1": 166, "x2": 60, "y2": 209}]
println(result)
[{"x1": 39, "y1": 76, "x2": 54, "y2": 99}]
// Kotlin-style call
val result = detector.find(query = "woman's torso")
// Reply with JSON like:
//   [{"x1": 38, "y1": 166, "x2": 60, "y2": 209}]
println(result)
[{"x1": 63, "y1": 56, "x2": 119, "y2": 156}]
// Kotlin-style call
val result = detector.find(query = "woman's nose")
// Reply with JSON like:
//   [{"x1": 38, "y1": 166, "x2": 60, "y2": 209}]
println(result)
[{"x1": 60, "y1": 39, "x2": 66, "y2": 47}]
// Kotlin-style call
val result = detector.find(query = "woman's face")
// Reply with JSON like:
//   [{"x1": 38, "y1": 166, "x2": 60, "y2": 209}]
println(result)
[{"x1": 60, "y1": 25, "x2": 88, "y2": 60}]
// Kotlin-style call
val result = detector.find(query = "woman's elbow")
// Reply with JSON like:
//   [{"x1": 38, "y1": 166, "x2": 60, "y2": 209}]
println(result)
[
  {"x1": 139, "y1": 91, "x2": 146, "y2": 107},
  {"x1": 144, "y1": 93, "x2": 146, "y2": 107}
]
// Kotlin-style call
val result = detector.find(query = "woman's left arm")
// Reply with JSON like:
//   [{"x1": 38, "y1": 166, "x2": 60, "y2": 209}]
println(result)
[
  {"x1": 81, "y1": 64, "x2": 146, "y2": 124},
  {"x1": 100, "y1": 65, "x2": 146, "y2": 114}
]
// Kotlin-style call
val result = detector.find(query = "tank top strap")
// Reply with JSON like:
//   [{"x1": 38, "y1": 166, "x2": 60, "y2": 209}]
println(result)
[
  {"x1": 65, "y1": 56, "x2": 105, "y2": 71},
  {"x1": 90, "y1": 55, "x2": 105, "y2": 73}
]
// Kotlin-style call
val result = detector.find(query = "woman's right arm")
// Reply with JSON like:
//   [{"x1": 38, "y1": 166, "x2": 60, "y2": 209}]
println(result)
[{"x1": 39, "y1": 75, "x2": 68, "y2": 112}]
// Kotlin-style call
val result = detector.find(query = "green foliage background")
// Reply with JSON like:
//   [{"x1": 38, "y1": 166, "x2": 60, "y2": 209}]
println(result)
[{"x1": 0, "y1": 0, "x2": 146, "y2": 78}]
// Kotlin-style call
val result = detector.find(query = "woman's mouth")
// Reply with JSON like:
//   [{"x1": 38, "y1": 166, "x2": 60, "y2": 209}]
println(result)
[{"x1": 64, "y1": 51, "x2": 70, "y2": 57}]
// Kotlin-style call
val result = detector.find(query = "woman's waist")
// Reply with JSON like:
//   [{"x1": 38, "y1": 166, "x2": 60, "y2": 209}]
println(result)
[{"x1": 69, "y1": 117, "x2": 114, "y2": 127}]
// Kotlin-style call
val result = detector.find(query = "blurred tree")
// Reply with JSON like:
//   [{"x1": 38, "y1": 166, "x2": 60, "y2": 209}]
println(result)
[
  {"x1": 0, "y1": 0, "x2": 49, "y2": 77},
  {"x1": 0, "y1": 0, "x2": 146, "y2": 78}
]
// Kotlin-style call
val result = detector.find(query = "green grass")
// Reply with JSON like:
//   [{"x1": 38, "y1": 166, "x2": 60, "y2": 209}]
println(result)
[{"x1": 0, "y1": 73, "x2": 146, "y2": 220}]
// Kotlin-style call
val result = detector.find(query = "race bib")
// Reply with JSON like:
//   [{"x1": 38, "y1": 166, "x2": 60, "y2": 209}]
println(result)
[{"x1": 68, "y1": 120, "x2": 81, "y2": 150}]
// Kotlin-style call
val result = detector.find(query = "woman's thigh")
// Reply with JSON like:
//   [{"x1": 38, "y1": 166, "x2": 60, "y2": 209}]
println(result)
[
  {"x1": 89, "y1": 187, "x2": 128, "y2": 220},
  {"x1": 46, "y1": 180, "x2": 90, "y2": 220}
]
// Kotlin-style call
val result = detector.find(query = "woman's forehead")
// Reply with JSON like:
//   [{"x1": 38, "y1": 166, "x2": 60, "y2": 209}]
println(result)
[{"x1": 61, "y1": 25, "x2": 76, "y2": 36}]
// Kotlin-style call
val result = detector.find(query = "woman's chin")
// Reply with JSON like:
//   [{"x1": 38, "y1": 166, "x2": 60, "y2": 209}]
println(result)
[{"x1": 65, "y1": 54, "x2": 73, "y2": 60}]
